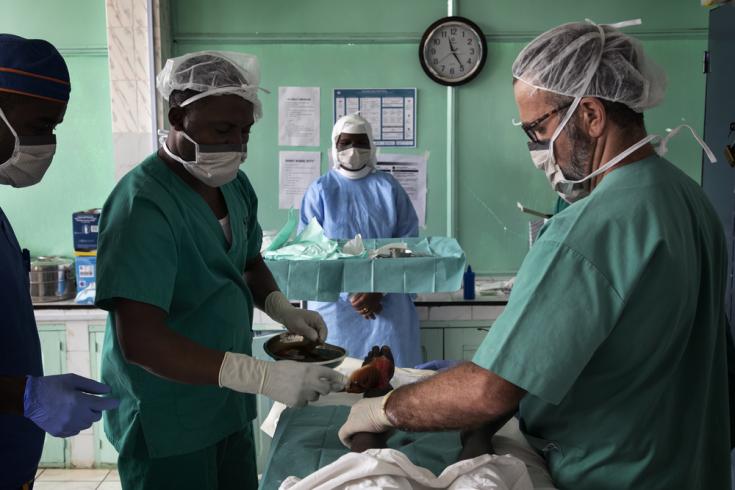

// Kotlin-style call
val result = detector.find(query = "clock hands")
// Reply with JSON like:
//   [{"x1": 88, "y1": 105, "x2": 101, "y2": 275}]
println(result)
[
  {"x1": 438, "y1": 51, "x2": 455, "y2": 63},
  {"x1": 448, "y1": 38, "x2": 464, "y2": 69}
]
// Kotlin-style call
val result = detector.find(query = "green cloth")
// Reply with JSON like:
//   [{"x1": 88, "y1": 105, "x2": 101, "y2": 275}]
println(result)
[
  {"x1": 260, "y1": 405, "x2": 462, "y2": 490},
  {"x1": 473, "y1": 155, "x2": 730, "y2": 489},
  {"x1": 95, "y1": 153, "x2": 262, "y2": 459},
  {"x1": 264, "y1": 236, "x2": 466, "y2": 301},
  {"x1": 263, "y1": 217, "x2": 367, "y2": 261},
  {"x1": 117, "y1": 426, "x2": 258, "y2": 490}
]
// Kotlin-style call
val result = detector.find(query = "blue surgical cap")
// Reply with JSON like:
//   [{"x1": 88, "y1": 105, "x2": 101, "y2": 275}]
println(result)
[{"x1": 0, "y1": 34, "x2": 70, "y2": 103}]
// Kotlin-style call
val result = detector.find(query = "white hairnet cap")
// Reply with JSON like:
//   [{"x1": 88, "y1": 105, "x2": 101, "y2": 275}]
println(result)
[
  {"x1": 331, "y1": 113, "x2": 377, "y2": 167},
  {"x1": 156, "y1": 50, "x2": 264, "y2": 120},
  {"x1": 512, "y1": 20, "x2": 667, "y2": 112}
]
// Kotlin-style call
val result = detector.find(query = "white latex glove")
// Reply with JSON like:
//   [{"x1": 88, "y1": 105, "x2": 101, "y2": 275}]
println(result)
[
  {"x1": 338, "y1": 393, "x2": 395, "y2": 448},
  {"x1": 265, "y1": 291, "x2": 327, "y2": 342},
  {"x1": 219, "y1": 352, "x2": 347, "y2": 407}
]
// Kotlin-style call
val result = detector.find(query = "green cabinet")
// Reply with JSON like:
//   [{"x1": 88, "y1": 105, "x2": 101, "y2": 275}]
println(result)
[
  {"x1": 38, "y1": 326, "x2": 67, "y2": 467},
  {"x1": 89, "y1": 327, "x2": 118, "y2": 466},
  {"x1": 443, "y1": 327, "x2": 491, "y2": 361},
  {"x1": 419, "y1": 328, "x2": 443, "y2": 362}
]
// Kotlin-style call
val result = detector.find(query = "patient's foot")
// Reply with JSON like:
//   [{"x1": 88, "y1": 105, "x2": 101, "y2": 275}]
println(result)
[
  {"x1": 346, "y1": 346, "x2": 395, "y2": 394},
  {"x1": 457, "y1": 423, "x2": 496, "y2": 461}
]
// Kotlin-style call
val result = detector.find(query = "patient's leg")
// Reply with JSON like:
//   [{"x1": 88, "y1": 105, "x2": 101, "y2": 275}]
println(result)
[
  {"x1": 350, "y1": 386, "x2": 392, "y2": 453},
  {"x1": 347, "y1": 346, "x2": 395, "y2": 453},
  {"x1": 457, "y1": 422, "x2": 496, "y2": 461}
]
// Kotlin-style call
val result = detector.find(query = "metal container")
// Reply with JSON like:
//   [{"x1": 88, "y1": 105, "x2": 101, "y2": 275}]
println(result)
[
  {"x1": 29, "y1": 256, "x2": 76, "y2": 302},
  {"x1": 265, "y1": 333, "x2": 346, "y2": 369}
]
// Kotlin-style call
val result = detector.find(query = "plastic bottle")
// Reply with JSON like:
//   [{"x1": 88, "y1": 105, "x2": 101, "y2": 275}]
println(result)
[{"x1": 463, "y1": 265, "x2": 475, "y2": 300}]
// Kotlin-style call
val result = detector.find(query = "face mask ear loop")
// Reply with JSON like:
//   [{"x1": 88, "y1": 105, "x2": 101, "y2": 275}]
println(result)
[
  {"x1": 548, "y1": 96, "x2": 583, "y2": 167},
  {"x1": 549, "y1": 22, "x2": 605, "y2": 169},
  {"x1": 659, "y1": 125, "x2": 717, "y2": 164},
  {"x1": 0, "y1": 107, "x2": 20, "y2": 165}
]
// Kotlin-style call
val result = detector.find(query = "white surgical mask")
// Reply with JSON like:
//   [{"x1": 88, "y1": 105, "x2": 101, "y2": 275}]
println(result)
[
  {"x1": 0, "y1": 107, "x2": 56, "y2": 188},
  {"x1": 162, "y1": 130, "x2": 246, "y2": 187},
  {"x1": 337, "y1": 147, "x2": 371, "y2": 170},
  {"x1": 334, "y1": 147, "x2": 372, "y2": 180},
  {"x1": 529, "y1": 97, "x2": 660, "y2": 203}
]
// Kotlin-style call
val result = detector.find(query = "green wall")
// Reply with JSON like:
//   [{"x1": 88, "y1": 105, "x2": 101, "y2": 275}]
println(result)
[
  {"x1": 0, "y1": 0, "x2": 114, "y2": 257},
  {"x1": 0, "y1": 0, "x2": 709, "y2": 272},
  {"x1": 171, "y1": 0, "x2": 709, "y2": 274}
]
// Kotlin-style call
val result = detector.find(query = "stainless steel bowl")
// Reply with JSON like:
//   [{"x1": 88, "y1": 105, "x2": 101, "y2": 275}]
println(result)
[
  {"x1": 264, "y1": 333, "x2": 346, "y2": 368},
  {"x1": 29, "y1": 256, "x2": 75, "y2": 302}
]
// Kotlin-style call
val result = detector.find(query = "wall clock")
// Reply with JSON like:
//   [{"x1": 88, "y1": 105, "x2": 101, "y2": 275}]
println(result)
[{"x1": 419, "y1": 16, "x2": 488, "y2": 86}]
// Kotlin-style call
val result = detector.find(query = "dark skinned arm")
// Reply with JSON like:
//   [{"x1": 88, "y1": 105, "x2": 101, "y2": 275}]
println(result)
[
  {"x1": 385, "y1": 362, "x2": 526, "y2": 432},
  {"x1": 244, "y1": 254, "x2": 280, "y2": 311},
  {"x1": 113, "y1": 298, "x2": 224, "y2": 385},
  {"x1": 113, "y1": 255, "x2": 283, "y2": 385},
  {"x1": 0, "y1": 376, "x2": 26, "y2": 415},
  {"x1": 350, "y1": 292, "x2": 384, "y2": 320}
]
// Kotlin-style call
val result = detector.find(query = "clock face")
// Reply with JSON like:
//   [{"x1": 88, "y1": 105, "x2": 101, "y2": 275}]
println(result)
[{"x1": 420, "y1": 17, "x2": 487, "y2": 86}]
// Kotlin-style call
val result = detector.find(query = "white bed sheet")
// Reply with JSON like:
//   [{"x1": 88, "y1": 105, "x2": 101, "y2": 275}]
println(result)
[{"x1": 261, "y1": 358, "x2": 557, "y2": 490}]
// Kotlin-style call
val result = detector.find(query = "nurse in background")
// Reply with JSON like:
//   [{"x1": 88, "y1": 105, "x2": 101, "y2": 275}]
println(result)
[{"x1": 299, "y1": 113, "x2": 421, "y2": 367}]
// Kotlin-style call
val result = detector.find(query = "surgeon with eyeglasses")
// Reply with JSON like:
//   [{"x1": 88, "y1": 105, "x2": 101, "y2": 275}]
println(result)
[{"x1": 338, "y1": 20, "x2": 731, "y2": 489}]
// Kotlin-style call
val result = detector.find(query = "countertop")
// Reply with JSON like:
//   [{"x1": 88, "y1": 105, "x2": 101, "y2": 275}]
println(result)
[{"x1": 33, "y1": 277, "x2": 512, "y2": 309}]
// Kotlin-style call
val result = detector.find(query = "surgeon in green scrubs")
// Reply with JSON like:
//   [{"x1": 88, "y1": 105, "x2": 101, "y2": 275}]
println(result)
[
  {"x1": 95, "y1": 51, "x2": 346, "y2": 490},
  {"x1": 338, "y1": 21, "x2": 731, "y2": 489}
]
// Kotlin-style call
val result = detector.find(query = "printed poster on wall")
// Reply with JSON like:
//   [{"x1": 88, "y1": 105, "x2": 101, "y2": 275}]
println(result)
[
  {"x1": 278, "y1": 151, "x2": 321, "y2": 209},
  {"x1": 376, "y1": 152, "x2": 428, "y2": 227},
  {"x1": 279, "y1": 87, "x2": 320, "y2": 147},
  {"x1": 333, "y1": 88, "x2": 416, "y2": 148}
]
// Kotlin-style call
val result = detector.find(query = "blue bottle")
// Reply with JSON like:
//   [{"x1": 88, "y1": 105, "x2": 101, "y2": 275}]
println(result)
[{"x1": 463, "y1": 265, "x2": 475, "y2": 300}]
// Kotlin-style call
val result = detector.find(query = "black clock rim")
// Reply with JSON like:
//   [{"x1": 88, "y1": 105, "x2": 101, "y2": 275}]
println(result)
[{"x1": 418, "y1": 15, "x2": 488, "y2": 87}]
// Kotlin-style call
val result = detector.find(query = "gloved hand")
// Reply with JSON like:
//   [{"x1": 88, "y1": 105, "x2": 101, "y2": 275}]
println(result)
[
  {"x1": 338, "y1": 393, "x2": 394, "y2": 448},
  {"x1": 23, "y1": 374, "x2": 121, "y2": 438},
  {"x1": 414, "y1": 359, "x2": 461, "y2": 371},
  {"x1": 265, "y1": 291, "x2": 327, "y2": 342},
  {"x1": 219, "y1": 352, "x2": 347, "y2": 407}
]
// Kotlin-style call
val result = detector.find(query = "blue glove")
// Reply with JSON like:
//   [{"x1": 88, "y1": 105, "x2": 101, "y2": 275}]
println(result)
[
  {"x1": 23, "y1": 374, "x2": 121, "y2": 438},
  {"x1": 414, "y1": 359, "x2": 461, "y2": 371}
]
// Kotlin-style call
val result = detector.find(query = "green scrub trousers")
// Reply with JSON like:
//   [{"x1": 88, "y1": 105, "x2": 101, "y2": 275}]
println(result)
[{"x1": 117, "y1": 426, "x2": 258, "y2": 490}]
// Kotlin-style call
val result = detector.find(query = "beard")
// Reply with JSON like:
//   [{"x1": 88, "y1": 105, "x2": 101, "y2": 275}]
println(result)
[{"x1": 558, "y1": 114, "x2": 594, "y2": 181}]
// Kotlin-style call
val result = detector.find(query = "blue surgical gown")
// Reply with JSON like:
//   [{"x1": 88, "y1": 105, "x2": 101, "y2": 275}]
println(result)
[
  {"x1": 0, "y1": 207, "x2": 45, "y2": 489},
  {"x1": 300, "y1": 170, "x2": 421, "y2": 367}
]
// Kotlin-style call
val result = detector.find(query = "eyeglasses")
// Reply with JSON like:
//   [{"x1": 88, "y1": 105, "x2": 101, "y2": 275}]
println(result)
[
  {"x1": 521, "y1": 102, "x2": 573, "y2": 143},
  {"x1": 336, "y1": 142, "x2": 371, "y2": 151}
]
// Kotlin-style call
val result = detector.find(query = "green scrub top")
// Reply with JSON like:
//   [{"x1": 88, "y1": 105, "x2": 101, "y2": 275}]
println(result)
[
  {"x1": 474, "y1": 155, "x2": 730, "y2": 489},
  {"x1": 95, "y1": 153, "x2": 263, "y2": 459}
]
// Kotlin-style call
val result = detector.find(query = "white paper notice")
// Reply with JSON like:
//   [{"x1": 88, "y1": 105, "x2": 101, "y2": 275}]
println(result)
[
  {"x1": 279, "y1": 87, "x2": 320, "y2": 147},
  {"x1": 375, "y1": 152, "x2": 429, "y2": 227},
  {"x1": 279, "y1": 151, "x2": 321, "y2": 209}
]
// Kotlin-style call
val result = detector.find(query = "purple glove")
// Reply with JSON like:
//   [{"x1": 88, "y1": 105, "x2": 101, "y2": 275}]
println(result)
[
  {"x1": 414, "y1": 359, "x2": 461, "y2": 371},
  {"x1": 24, "y1": 374, "x2": 120, "y2": 438}
]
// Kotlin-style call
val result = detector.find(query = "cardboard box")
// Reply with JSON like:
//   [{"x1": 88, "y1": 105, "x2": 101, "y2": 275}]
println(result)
[{"x1": 72, "y1": 209, "x2": 101, "y2": 252}]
